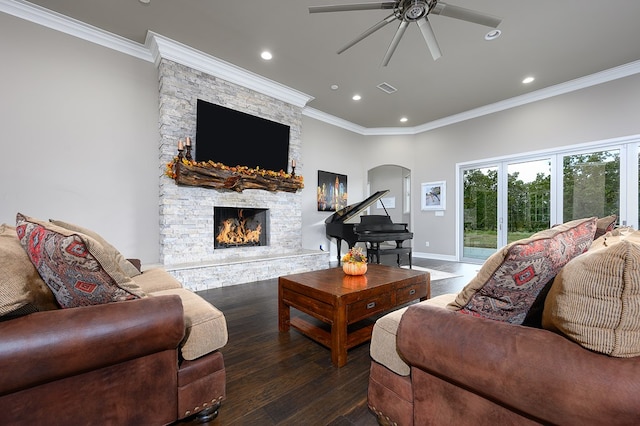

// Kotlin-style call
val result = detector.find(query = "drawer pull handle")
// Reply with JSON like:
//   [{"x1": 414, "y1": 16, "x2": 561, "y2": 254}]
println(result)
[
  {"x1": 409, "y1": 289, "x2": 416, "y2": 295},
  {"x1": 367, "y1": 302, "x2": 376, "y2": 309}
]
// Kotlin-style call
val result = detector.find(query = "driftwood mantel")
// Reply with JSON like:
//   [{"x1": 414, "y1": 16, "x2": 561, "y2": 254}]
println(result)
[{"x1": 169, "y1": 159, "x2": 304, "y2": 193}]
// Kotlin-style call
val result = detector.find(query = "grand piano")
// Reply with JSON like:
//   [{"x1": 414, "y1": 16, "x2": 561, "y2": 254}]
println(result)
[{"x1": 325, "y1": 190, "x2": 413, "y2": 266}]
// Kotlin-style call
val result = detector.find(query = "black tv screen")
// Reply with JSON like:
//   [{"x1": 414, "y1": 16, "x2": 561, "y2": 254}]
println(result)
[{"x1": 195, "y1": 99, "x2": 291, "y2": 172}]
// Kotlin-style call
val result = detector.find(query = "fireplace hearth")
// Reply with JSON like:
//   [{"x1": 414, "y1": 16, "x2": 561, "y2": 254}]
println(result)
[{"x1": 214, "y1": 207, "x2": 268, "y2": 249}]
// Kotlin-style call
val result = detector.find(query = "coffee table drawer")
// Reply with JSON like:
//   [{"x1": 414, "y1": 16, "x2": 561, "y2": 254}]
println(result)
[
  {"x1": 348, "y1": 293, "x2": 392, "y2": 323},
  {"x1": 396, "y1": 283, "x2": 427, "y2": 305}
]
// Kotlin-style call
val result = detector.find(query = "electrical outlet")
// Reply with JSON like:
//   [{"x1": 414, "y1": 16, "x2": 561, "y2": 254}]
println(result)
[{"x1": 425, "y1": 241, "x2": 430, "y2": 247}]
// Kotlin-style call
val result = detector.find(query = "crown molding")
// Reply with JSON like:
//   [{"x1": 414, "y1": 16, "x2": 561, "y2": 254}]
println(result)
[
  {"x1": 145, "y1": 32, "x2": 314, "y2": 109},
  {"x1": 0, "y1": 0, "x2": 152, "y2": 62},
  {"x1": 4, "y1": 0, "x2": 640, "y2": 135}
]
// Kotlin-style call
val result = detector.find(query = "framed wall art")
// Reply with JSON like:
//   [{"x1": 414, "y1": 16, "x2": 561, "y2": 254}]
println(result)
[
  {"x1": 421, "y1": 181, "x2": 446, "y2": 211},
  {"x1": 317, "y1": 170, "x2": 347, "y2": 212}
]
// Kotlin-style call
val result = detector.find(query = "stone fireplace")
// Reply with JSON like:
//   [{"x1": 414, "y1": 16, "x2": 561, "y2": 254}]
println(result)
[{"x1": 153, "y1": 42, "x2": 329, "y2": 291}]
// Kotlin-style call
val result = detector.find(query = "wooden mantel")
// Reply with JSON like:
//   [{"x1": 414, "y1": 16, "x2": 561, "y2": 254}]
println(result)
[{"x1": 167, "y1": 159, "x2": 304, "y2": 193}]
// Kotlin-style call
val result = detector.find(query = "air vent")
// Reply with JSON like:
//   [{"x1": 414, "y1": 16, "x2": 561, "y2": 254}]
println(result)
[{"x1": 376, "y1": 82, "x2": 397, "y2": 94}]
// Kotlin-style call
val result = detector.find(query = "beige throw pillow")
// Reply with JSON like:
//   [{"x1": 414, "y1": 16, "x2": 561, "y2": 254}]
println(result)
[
  {"x1": 0, "y1": 224, "x2": 58, "y2": 316},
  {"x1": 50, "y1": 219, "x2": 141, "y2": 278},
  {"x1": 542, "y1": 228, "x2": 640, "y2": 357}
]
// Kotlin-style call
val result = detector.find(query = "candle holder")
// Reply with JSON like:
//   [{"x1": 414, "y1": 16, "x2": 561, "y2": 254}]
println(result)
[
  {"x1": 291, "y1": 165, "x2": 296, "y2": 177},
  {"x1": 177, "y1": 147, "x2": 184, "y2": 160},
  {"x1": 185, "y1": 145, "x2": 193, "y2": 162}
]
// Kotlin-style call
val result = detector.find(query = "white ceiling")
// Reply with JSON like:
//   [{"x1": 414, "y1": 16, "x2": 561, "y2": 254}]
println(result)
[{"x1": 17, "y1": 0, "x2": 640, "y2": 129}]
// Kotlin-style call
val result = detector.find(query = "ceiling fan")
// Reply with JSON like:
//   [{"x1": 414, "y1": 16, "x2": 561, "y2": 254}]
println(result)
[{"x1": 309, "y1": 0, "x2": 502, "y2": 66}]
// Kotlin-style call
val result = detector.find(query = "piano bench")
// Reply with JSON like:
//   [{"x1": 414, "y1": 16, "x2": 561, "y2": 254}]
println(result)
[{"x1": 366, "y1": 246, "x2": 412, "y2": 268}]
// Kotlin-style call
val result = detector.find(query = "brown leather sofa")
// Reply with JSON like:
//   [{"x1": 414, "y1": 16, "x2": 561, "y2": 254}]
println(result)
[
  {"x1": 0, "y1": 294, "x2": 226, "y2": 425},
  {"x1": 381, "y1": 303, "x2": 640, "y2": 425},
  {"x1": 368, "y1": 301, "x2": 640, "y2": 425}
]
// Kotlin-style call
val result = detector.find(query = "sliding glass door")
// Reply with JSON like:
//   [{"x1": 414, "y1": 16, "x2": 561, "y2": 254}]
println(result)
[
  {"x1": 562, "y1": 149, "x2": 619, "y2": 221},
  {"x1": 459, "y1": 137, "x2": 640, "y2": 263},
  {"x1": 462, "y1": 159, "x2": 551, "y2": 262},
  {"x1": 462, "y1": 166, "x2": 498, "y2": 260}
]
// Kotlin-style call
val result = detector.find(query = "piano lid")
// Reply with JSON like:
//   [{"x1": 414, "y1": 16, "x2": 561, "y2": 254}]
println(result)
[{"x1": 324, "y1": 190, "x2": 390, "y2": 224}]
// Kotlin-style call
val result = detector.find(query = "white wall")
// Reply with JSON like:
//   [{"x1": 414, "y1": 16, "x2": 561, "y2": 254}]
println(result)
[
  {"x1": 300, "y1": 117, "x2": 366, "y2": 260},
  {"x1": 0, "y1": 13, "x2": 160, "y2": 263}
]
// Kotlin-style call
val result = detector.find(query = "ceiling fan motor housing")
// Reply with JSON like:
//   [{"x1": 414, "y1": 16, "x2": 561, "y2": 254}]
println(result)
[{"x1": 398, "y1": 0, "x2": 430, "y2": 21}]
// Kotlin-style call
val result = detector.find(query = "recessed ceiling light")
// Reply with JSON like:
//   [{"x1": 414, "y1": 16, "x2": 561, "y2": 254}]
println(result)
[
  {"x1": 352, "y1": 94, "x2": 361, "y2": 101},
  {"x1": 400, "y1": 117, "x2": 408, "y2": 123},
  {"x1": 260, "y1": 51, "x2": 273, "y2": 60},
  {"x1": 484, "y1": 29, "x2": 501, "y2": 41},
  {"x1": 330, "y1": 84, "x2": 339, "y2": 90},
  {"x1": 522, "y1": 76, "x2": 535, "y2": 84},
  {"x1": 139, "y1": 0, "x2": 150, "y2": 4}
]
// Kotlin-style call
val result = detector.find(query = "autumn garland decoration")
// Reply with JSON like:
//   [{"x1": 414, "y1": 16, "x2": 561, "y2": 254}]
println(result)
[{"x1": 165, "y1": 157, "x2": 304, "y2": 187}]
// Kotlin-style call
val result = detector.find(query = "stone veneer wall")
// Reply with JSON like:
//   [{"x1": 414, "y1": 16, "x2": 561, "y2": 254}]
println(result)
[{"x1": 157, "y1": 59, "x2": 328, "y2": 290}]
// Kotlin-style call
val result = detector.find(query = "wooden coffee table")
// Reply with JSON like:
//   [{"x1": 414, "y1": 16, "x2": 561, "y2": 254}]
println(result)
[{"x1": 278, "y1": 264, "x2": 430, "y2": 367}]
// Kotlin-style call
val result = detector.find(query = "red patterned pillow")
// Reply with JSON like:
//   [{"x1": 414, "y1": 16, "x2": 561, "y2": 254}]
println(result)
[
  {"x1": 447, "y1": 217, "x2": 597, "y2": 324},
  {"x1": 16, "y1": 213, "x2": 144, "y2": 308}
]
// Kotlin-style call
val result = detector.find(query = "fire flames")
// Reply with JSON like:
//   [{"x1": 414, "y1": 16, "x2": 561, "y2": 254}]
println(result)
[{"x1": 216, "y1": 210, "x2": 262, "y2": 246}]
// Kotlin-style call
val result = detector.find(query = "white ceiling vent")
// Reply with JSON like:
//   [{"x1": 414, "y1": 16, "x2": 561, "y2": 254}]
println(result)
[{"x1": 377, "y1": 82, "x2": 397, "y2": 94}]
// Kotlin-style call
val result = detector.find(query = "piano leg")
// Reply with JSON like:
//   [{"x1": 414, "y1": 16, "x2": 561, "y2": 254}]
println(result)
[{"x1": 335, "y1": 238, "x2": 343, "y2": 263}]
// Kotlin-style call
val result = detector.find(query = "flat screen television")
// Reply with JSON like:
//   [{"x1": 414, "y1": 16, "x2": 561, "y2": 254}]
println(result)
[{"x1": 195, "y1": 99, "x2": 291, "y2": 172}]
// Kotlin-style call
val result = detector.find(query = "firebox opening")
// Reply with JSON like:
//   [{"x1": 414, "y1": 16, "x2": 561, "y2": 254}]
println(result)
[{"x1": 214, "y1": 207, "x2": 269, "y2": 249}]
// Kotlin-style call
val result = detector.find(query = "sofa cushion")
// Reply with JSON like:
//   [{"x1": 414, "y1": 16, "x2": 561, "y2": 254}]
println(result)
[
  {"x1": 49, "y1": 219, "x2": 141, "y2": 278},
  {"x1": 16, "y1": 213, "x2": 145, "y2": 308},
  {"x1": 0, "y1": 224, "x2": 58, "y2": 316},
  {"x1": 595, "y1": 214, "x2": 617, "y2": 239},
  {"x1": 151, "y1": 288, "x2": 228, "y2": 360},
  {"x1": 542, "y1": 228, "x2": 640, "y2": 357},
  {"x1": 132, "y1": 267, "x2": 183, "y2": 293},
  {"x1": 447, "y1": 217, "x2": 597, "y2": 324},
  {"x1": 370, "y1": 294, "x2": 456, "y2": 376}
]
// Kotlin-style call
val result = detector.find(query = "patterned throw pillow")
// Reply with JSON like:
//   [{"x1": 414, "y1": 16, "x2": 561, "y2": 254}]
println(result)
[
  {"x1": 16, "y1": 213, "x2": 144, "y2": 309},
  {"x1": 447, "y1": 217, "x2": 597, "y2": 324},
  {"x1": 0, "y1": 224, "x2": 58, "y2": 316},
  {"x1": 542, "y1": 228, "x2": 640, "y2": 357}
]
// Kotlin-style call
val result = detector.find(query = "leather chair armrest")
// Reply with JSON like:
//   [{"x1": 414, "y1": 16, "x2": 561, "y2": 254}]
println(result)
[
  {"x1": 0, "y1": 295, "x2": 185, "y2": 396},
  {"x1": 397, "y1": 304, "x2": 640, "y2": 425}
]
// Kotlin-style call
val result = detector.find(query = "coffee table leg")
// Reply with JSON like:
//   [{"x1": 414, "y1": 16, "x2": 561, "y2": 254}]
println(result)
[
  {"x1": 331, "y1": 302, "x2": 348, "y2": 367},
  {"x1": 278, "y1": 281, "x2": 290, "y2": 332}
]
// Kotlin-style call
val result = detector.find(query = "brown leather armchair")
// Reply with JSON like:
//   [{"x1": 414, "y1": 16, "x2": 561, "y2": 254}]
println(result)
[{"x1": 0, "y1": 295, "x2": 225, "y2": 425}]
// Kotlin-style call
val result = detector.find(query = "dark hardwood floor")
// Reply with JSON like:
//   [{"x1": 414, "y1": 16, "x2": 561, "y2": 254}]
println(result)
[{"x1": 179, "y1": 258, "x2": 477, "y2": 426}]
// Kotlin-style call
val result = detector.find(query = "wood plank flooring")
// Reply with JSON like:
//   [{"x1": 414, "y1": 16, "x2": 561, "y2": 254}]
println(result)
[{"x1": 179, "y1": 259, "x2": 477, "y2": 426}]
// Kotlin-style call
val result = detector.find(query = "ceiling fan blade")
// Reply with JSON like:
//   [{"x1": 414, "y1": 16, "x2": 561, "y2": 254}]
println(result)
[
  {"x1": 382, "y1": 20, "x2": 409, "y2": 67},
  {"x1": 309, "y1": 2, "x2": 396, "y2": 13},
  {"x1": 337, "y1": 14, "x2": 397, "y2": 54},
  {"x1": 431, "y1": 2, "x2": 502, "y2": 28},
  {"x1": 417, "y1": 17, "x2": 442, "y2": 61}
]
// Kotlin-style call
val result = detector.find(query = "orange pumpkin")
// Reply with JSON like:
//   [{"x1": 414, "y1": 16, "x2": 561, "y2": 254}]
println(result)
[{"x1": 343, "y1": 262, "x2": 367, "y2": 276}]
